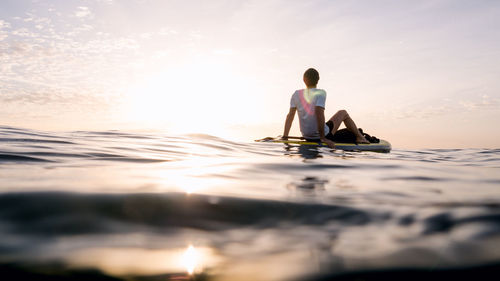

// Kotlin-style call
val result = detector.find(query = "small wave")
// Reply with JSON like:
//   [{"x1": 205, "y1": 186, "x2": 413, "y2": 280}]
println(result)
[
  {"x1": 20, "y1": 152, "x2": 91, "y2": 159},
  {"x1": 255, "y1": 163, "x2": 354, "y2": 172},
  {"x1": 421, "y1": 212, "x2": 500, "y2": 237},
  {"x1": 0, "y1": 126, "x2": 60, "y2": 139},
  {"x1": 307, "y1": 263, "x2": 500, "y2": 281},
  {"x1": 0, "y1": 153, "x2": 53, "y2": 163},
  {"x1": 0, "y1": 137, "x2": 75, "y2": 145},
  {"x1": 0, "y1": 192, "x2": 377, "y2": 235},
  {"x1": 74, "y1": 130, "x2": 158, "y2": 139},
  {"x1": 93, "y1": 157, "x2": 169, "y2": 163},
  {"x1": 382, "y1": 176, "x2": 449, "y2": 182}
]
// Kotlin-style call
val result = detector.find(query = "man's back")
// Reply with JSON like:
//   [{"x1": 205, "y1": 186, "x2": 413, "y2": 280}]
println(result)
[{"x1": 290, "y1": 88, "x2": 327, "y2": 139}]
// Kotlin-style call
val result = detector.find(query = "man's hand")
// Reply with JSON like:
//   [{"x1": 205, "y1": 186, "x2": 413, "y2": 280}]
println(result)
[{"x1": 321, "y1": 138, "x2": 336, "y2": 149}]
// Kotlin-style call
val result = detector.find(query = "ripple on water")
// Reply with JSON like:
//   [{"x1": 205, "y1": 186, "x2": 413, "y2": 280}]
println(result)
[{"x1": 0, "y1": 153, "x2": 53, "y2": 163}]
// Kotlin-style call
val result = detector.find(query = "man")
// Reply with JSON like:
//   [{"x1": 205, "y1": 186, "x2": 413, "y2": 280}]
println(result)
[{"x1": 282, "y1": 68, "x2": 369, "y2": 149}]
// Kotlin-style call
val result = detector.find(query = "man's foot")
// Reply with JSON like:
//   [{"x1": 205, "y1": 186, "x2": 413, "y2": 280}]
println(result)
[{"x1": 356, "y1": 136, "x2": 370, "y2": 144}]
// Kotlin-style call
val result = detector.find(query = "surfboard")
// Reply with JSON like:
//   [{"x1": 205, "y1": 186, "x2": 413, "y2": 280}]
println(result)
[{"x1": 255, "y1": 137, "x2": 391, "y2": 152}]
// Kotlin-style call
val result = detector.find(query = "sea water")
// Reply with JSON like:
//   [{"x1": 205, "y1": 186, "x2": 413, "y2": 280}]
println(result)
[{"x1": 0, "y1": 125, "x2": 499, "y2": 280}]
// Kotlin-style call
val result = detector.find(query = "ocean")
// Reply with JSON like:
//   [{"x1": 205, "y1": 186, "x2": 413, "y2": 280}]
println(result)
[{"x1": 0, "y1": 125, "x2": 499, "y2": 280}]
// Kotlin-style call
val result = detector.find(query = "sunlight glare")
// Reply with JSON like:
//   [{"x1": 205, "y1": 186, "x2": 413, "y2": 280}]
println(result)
[
  {"x1": 67, "y1": 246, "x2": 220, "y2": 277},
  {"x1": 123, "y1": 56, "x2": 259, "y2": 136},
  {"x1": 182, "y1": 245, "x2": 201, "y2": 275},
  {"x1": 153, "y1": 157, "x2": 235, "y2": 195}
]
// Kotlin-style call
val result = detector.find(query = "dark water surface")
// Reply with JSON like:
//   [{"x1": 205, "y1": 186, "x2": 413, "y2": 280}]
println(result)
[{"x1": 1, "y1": 125, "x2": 499, "y2": 280}]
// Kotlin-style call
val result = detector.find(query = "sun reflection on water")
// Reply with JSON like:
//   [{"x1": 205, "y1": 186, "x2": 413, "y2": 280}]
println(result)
[
  {"x1": 152, "y1": 157, "x2": 239, "y2": 195},
  {"x1": 67, "y1": 244, "x2": 220, "y2": 278},
  {"x1": 182, "y1": 245, "x2": 201, "y2": 275}
]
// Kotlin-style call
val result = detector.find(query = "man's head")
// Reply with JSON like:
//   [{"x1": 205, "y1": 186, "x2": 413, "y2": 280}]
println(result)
[{"x1": 303, "y1": 68, "x2": 319, "y2": 88}]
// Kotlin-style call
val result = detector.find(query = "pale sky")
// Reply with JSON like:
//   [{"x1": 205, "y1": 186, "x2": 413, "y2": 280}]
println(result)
[{"x1": 1, "y1": 0, "x2": 499, "y2": 148}]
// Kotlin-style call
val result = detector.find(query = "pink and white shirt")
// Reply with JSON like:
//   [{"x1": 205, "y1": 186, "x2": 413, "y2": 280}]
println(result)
[{"x1": 290, "y1": 88, "x2": 329, "y2": 139}]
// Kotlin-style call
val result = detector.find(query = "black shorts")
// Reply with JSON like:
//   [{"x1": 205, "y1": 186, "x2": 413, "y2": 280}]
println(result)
[{"x1": 305, "y1": 121, "x2": 335, "y2": 142}]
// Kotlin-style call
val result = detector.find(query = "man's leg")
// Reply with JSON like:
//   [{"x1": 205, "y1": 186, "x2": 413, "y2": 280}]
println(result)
[{"x1": 329, "y1": 110, "x2": 369, "y2": 143}]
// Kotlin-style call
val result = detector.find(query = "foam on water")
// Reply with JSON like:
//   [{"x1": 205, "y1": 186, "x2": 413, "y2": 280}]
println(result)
[{"x1": 0, "y1": 125, "x2": 499, "y2": 280}]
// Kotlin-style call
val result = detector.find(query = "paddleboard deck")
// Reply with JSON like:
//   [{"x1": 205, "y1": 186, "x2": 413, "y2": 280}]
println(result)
[{"x1": 255, "y1": 137, "x2": 391, "y2": 152}]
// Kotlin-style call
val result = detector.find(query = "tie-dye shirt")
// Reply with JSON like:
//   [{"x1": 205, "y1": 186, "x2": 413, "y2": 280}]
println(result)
[{"x1": 290, "y1": 88, "x2": 330, "y2": 139}]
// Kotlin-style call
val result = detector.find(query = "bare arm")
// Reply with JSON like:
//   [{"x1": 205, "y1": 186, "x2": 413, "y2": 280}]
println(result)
[
  {"x1": 282, "y1": 107, "x2": 296, "y2": 139},
  {"x1": 315, "y1": 106, "x2": 335, "y2": 148}
]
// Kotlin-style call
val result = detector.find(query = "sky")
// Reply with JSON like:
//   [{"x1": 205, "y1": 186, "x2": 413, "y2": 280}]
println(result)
[{"x1": 0, "y1": 0, "x2": 499, "y2": 148}]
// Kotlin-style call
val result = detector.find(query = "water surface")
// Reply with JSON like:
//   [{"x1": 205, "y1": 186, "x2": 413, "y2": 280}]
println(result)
[{"x1": 1, "y1": 125, "x2": 499, "y2": 280}]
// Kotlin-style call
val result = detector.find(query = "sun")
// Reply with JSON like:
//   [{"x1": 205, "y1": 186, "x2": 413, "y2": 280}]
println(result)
[{"x1": 123, "y1": 56, "x2": 258, "y2": 136}]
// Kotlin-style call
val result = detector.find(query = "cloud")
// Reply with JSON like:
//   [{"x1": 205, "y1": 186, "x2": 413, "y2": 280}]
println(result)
[
  {"x1": 75, "y1": 7, "x2": 92, "y2": 18},
  {"x1": 0, "y1": 5, "x2": 156, "y2": 116},
  {"x1": 0, "y1": 20, "x2": 11, "y2": 41},
  {"x1": 0, "y1": 20, "x2": 10, "y2": 29},
  {"x1": 11, "y1": 28, "x2": 38, "y2": 38},
  {"x1": 370, "y1": 93, "x2": 500, "y2": 121},
  {"x1": 90, "y1": 0, "x2": 114, "y2": 4},
  {"x1": 459, "y1": 95, "x2": 499, "y2": 111}
]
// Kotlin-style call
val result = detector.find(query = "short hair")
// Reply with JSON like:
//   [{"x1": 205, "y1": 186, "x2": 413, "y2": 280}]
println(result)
[{"x1": 303, "y1": 68, "x2": 319, "y2": 86}]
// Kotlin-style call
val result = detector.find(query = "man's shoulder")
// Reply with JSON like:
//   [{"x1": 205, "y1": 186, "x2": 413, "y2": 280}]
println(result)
[
  {"x1": 308, "y1": 88, "x2": 327, "y2": 98},
  {"x1": 301, "y1": 88, "x2": 326, "y2": 93},
  {"x1": 290, "y1": 89, "x2": 302, "y2": 99},
  {"x1": 291, "y1": 88, "x2": 327, "y2": 96}
]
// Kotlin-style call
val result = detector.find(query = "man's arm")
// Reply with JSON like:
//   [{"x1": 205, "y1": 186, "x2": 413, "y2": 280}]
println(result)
[
  {"x1": 282, "y1": 107, "x2": 296, "y2": 139},
  {"x1": 315, "y1": 106, "x2": 335, "y2": 148}
]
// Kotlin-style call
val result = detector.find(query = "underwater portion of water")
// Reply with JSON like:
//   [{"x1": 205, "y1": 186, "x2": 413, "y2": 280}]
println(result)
[{"x1": 1, "y1": 125, "x2": 499, "y2": 280}]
